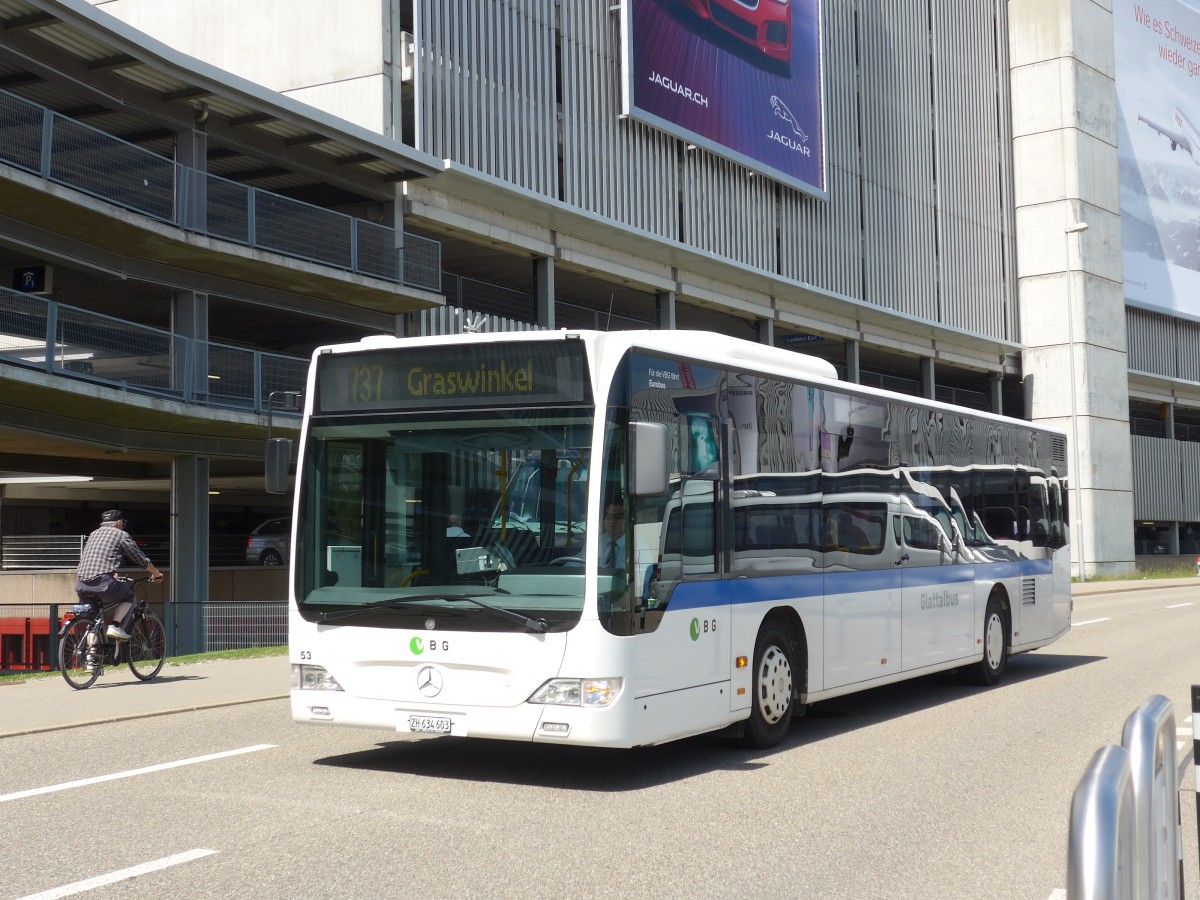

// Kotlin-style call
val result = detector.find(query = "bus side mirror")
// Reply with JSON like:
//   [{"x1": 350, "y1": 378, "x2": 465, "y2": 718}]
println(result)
[
  {"x1": 265, "y1": 437, "x2": 293, "y2": 494},
  {"x1": 629, "y1": 422, "x2": 669, "y2": 497}
]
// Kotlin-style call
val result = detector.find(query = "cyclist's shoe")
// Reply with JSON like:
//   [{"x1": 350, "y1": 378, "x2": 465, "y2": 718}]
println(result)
[
  {"x1": 106, "y1": 624, "x2": 130, "y2": 641},
  {"x1": 84, "y1": 653, "x2": 97, "y2": 672}
]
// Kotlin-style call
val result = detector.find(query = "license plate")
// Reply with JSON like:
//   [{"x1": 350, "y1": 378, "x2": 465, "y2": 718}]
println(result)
[{"x1": 406, "y1": 715, "x2": 452, "y2": 734}]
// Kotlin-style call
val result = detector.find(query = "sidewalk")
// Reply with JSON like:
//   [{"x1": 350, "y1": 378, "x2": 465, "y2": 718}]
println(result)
[
  {"x1": 1071, "y1": 576, "x2": 1200, "y2": 597},
  {"x1": 2, "y1": 578, "x2": 1197, "y2": 739},
  {"x1": 0, "y1": 654, "x2": 290, "y2": 739}
]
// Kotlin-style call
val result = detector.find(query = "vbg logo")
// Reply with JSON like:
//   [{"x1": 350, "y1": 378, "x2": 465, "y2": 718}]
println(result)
[
  {"x1": 410, "y1": 637, "x2": 424, "y2": 655},
  {"x1": 689, "y1": 618, "x2": 716, "y2": 641}
]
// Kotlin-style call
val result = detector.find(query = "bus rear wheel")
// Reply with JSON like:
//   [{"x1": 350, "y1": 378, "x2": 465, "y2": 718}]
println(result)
[{"x1": 745, "y1": 620, "x2": 795, "y2": 749}]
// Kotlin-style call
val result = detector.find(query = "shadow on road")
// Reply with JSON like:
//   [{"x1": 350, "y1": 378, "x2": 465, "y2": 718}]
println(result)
[{"x1": 311, "y1": 650, "x2": 1104, "y2": 791}]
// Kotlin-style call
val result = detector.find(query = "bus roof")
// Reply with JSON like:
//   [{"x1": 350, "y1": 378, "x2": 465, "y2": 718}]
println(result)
[{"x1": 314, "y1": 329, "x2": 1064, "y2": 438}]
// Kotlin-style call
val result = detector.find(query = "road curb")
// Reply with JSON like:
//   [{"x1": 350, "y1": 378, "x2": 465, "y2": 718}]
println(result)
[
  {"x1": 0, "y1": 693, "x2": 289, "y2": 740},
  {"x1": 1074, "y1": 580, "x2": 1199, "y2": 598}
]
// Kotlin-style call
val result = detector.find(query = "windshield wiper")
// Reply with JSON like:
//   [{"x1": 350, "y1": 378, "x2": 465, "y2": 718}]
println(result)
[
  {"x1": 443, "y1": 595, "x2": 550, "y2": 633},
  {"x1": 316, "y1": 597, "x2": 461, "y2": 623}
]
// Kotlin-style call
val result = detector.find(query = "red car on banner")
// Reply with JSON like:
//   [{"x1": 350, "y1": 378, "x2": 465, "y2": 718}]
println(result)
[{"x1": 675, "y1": 0, "x2": 792, "y2": 68}]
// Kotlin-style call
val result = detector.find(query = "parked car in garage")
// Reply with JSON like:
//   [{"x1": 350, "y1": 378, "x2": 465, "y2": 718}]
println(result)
[{"x1": 246, "y1": 517, "x2": 290, "y2": 566}]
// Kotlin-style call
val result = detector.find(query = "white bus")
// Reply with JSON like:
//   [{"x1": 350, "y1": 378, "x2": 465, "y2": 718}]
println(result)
[{"x1": 279, "y1": 329, "x2": 1071, "y2": 748}]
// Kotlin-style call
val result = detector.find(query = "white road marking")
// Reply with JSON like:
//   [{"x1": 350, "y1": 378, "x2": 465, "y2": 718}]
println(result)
[
  {"x1": 1071, "y1": 617, "x2": 1111, "y2": 628},
  {"x1": 16, "y1": 849, "x2": 217, "y2": 899},
  {"x1": 1165, "y1": 602, "x2": 1194, "y2": 609},
  {"x1": 1047, "y1": 889, "x2": 1066, "y2": 900},
  {"x1": 0, "y1": 744, "x2": 274, "y2": 804}
]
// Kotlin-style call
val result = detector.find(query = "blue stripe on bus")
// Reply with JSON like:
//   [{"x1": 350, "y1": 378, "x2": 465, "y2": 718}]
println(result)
[{"x1": 664, "y1": 559, "x2": 1054, "y2": 612}]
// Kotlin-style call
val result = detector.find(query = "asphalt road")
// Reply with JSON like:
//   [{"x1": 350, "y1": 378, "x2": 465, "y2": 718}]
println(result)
[{"x1": 2, "y1": 584, "x2": 1198, "y2": 899}]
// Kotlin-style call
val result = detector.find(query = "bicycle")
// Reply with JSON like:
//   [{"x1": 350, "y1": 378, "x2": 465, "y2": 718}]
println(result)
[{"x1": 58, "y1": 575, "x2": 167, "y2": 690}]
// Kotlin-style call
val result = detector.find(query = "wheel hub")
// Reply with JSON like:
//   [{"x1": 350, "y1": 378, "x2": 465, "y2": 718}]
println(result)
[
  {"x1": 757, "y1": 644, "x2": 793, "y2": 725},
  {"x1": 985, "y1": 613, "x2": 1003, "y2": 668}
]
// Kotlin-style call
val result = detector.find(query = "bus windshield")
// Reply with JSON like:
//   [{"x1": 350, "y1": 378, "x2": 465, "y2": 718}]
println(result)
[{"x1": 294, "y1": 408, "x2": 593, "y2": 632}]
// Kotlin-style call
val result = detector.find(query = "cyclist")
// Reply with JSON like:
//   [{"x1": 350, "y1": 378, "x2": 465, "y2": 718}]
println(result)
[{"x1": 75, "y1": 509, "x2": 164, "y2": 641}]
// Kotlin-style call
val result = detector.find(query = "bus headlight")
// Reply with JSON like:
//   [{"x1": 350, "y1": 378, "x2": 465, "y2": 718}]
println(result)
[
  {"x1": 291, "y1": 664, "x2": 344, "y2": 691},
  {"x1": 527, "y1": 678, "x2": 622, "y2": 707}
]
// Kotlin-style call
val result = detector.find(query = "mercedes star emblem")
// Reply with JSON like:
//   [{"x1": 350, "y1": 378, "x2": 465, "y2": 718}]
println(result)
[{"x1": 416, "y1": 665, "x2": 443, "y2": 697}]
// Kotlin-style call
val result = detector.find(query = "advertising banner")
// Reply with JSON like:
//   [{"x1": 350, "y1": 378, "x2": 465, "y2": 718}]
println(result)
[
  {"x1": 621, "y1": 0, "x2": 826, "y2": 197},
  {"x1": 1114, "y1": 0, "x2": 1200, "y2": 317}
]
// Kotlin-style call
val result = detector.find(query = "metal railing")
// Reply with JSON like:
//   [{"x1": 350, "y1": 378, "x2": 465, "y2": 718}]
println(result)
[
  {"x1": 0, "y1": 285, "x2": 307, "y2": 412},
  {"x1": 1, "y1": 535, "x2": 252, "y2": 569},
  {"x1": 0, "y1": 88, "x2": 441, "y2": 292},
  {"x1": 0, "y1": 600, "x2": 287, "y2": 673}
]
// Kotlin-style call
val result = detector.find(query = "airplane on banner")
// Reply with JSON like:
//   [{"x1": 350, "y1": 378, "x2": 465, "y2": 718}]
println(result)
[{"x1": 1138, "y1": 106, "x2": 1200, "y2": 165}]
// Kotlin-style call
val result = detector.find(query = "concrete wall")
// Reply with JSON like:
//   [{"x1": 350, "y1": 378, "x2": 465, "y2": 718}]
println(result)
[
  {"x1": 89, "y1": 0, "x2": 394, "y2": 134},
  {"x1": 0, "y1": 568, "x2": 287, "y2": 606},
  {"x1": 1009, "y1": 0, "x2": 1135, "y2": 577}
]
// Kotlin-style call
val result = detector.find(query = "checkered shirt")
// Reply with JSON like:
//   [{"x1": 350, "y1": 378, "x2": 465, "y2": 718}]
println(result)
[{"x1": 76, "y1": 523, "x2": 152, "y2": 581}]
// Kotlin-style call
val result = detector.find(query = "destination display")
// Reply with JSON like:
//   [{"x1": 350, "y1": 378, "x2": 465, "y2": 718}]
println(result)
[{"x1": 315, "y1": 340, "x2": 591, "y2": 412}]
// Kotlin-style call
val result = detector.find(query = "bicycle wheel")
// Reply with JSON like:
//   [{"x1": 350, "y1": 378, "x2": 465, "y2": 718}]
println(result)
[
  {"x1": 60, "y1": 618, "x2": 101, "y2": 690},
  {"x1": 127, "y1": 612, "x2": 166, "y2": 681}
]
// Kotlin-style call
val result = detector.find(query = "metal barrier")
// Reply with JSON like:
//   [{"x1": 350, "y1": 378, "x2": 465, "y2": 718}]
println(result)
[
  {"x1": 1067, "y1": 695, "x2": 1185, "y2": 899},
  {"x1": 0, "y1": 88, "x2": 441, "y2": 292},
  {"x1": 1, "y1": 535, "x2": 256, "y2": 569},
  {"x1": 1068, "y1": 745, "x2": 1137, "y2": 898},
  {"x1": 0, "y1": 285, "x2": 307, "y2": 413},
  {"x1": 1193, "y1": 686, "x2": 1199, "y2": 885},
  {"x1": 0, "y1": 600, "x2": 287, "y2": 673}
]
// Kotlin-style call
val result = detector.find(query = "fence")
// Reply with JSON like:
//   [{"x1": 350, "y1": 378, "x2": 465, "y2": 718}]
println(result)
[
  {"x1": 0, "y1": 286, "x2": 308, "y2": 413},
  {"x1": 0, "y1": 88, "x2": 441, "y2": 292},
  {"x1": 1, "y1": 535, "x2": 249, "y2": 570},
  {"x1": 1067, "y1": 694, "x2": 1186, "y2": 898},
  {"x1": 0, "y1": 600, "x2": 287, "y2": 673}
]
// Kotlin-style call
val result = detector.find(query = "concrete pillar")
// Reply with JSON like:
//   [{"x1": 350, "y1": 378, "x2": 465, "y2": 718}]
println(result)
[
  {"x1": 534, "y1": 256, "x2": 555, "y2": 330},
  {"x1": 845, "y1": 340, "x2": 860, "y2": 384},
  {"x1": 176, "y1": 120, "x2": 207, "y2": 231},
  {"x1": 170, "y1": 455, "x2": 209, "y2": 656},
  {"x1": 756, "y1": 317, "x2": 774, "y2": 346},
  {"x1": 920, "y1": 357, "x2": 935, "y2": 401},
  {"x1": 1010, "y1": 0, "x2": 1134, "y2": 576},
  {"x1": 172, "y1": 292, "x2": 209, "y2": 403},
  {"x1": 656, "y1": 291, "x2": 676, "y2": 330},
  {"x1": 990, "y1": 372, "x2": 1004, "y2": 416}
]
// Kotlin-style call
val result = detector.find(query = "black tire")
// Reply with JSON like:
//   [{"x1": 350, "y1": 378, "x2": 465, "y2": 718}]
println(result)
[
  {"x1": 60, "y1": 618, "x2": 101, "y2": 690},
  {"x1": 744, "y1": 619, "x2": 796, "y2": 749},
  {"x1": 128, "y1": 613, "x2": 167, "y2": 681},
  {"x1": 261, "y1": 549, "x2": 283, "y2": 567},
  {"x1": 971, "y1": 593, "x2": 1009, "y2": 686}
]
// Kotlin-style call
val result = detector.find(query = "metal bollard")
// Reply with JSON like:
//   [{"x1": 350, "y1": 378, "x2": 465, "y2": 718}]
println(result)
[
  {"x1": 1121, "y1": 695, "x2": 1181, "y2": 900},
  {"x1": 1068, "y1": 744, "x2": 1137, "y2": 900},
  {"x1": 1195, "y1": 557, "x2": 1200, "y2": 576}
]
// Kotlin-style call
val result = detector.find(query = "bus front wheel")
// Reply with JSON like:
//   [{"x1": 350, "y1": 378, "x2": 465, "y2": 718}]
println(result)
[
  {"x1": 745, "y1": 620, "x2": 795, "y2": 749},
  {"x1": 971, "y1": 593, "x2": 1009, "y2": 686}
]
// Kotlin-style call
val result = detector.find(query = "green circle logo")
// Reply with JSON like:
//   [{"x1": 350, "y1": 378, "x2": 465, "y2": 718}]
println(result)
[
  {"x1": 689, "y1": 618, "x2": 701, "y2": 642},
  {"x1": 410, "y1": 637, "x2": 424, "y2": 655}
]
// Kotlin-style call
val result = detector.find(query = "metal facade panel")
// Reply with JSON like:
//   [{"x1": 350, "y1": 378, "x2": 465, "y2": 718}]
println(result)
[
  {"x1": 681, "y1": 152, "x2": 777, "y2": 271},
  {"x1": 858, "y1": 0, "x2": 938, "y2": 320},
  {"x1": 931, "y1": 0, "x2": 1010, "y2": 338},
  {"x1": 1126, "y1": 307, "x2": 1177, "y2": 377},
  {"x1": 410, "y1": 0, "x2": 1016, "y2": 341},
  {"x1": 1130, "y1": 435, "x2": 1181, "y2": 519},
  {"x1": 1177, "y1": 319, "x2": 1200, "y2": 382},
  {"x1": 778, "y1": 0, "x2": 862, "y2": 299},
  {"x1": 559, "y1": 2, "x2": 679, "y2": 237},
  {"x1": 414, "y1": 0, "x2": 557, "y2": 195},
  {"x1": 1181, "y1": 441, "x2": 1200, "y2": 520}
]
